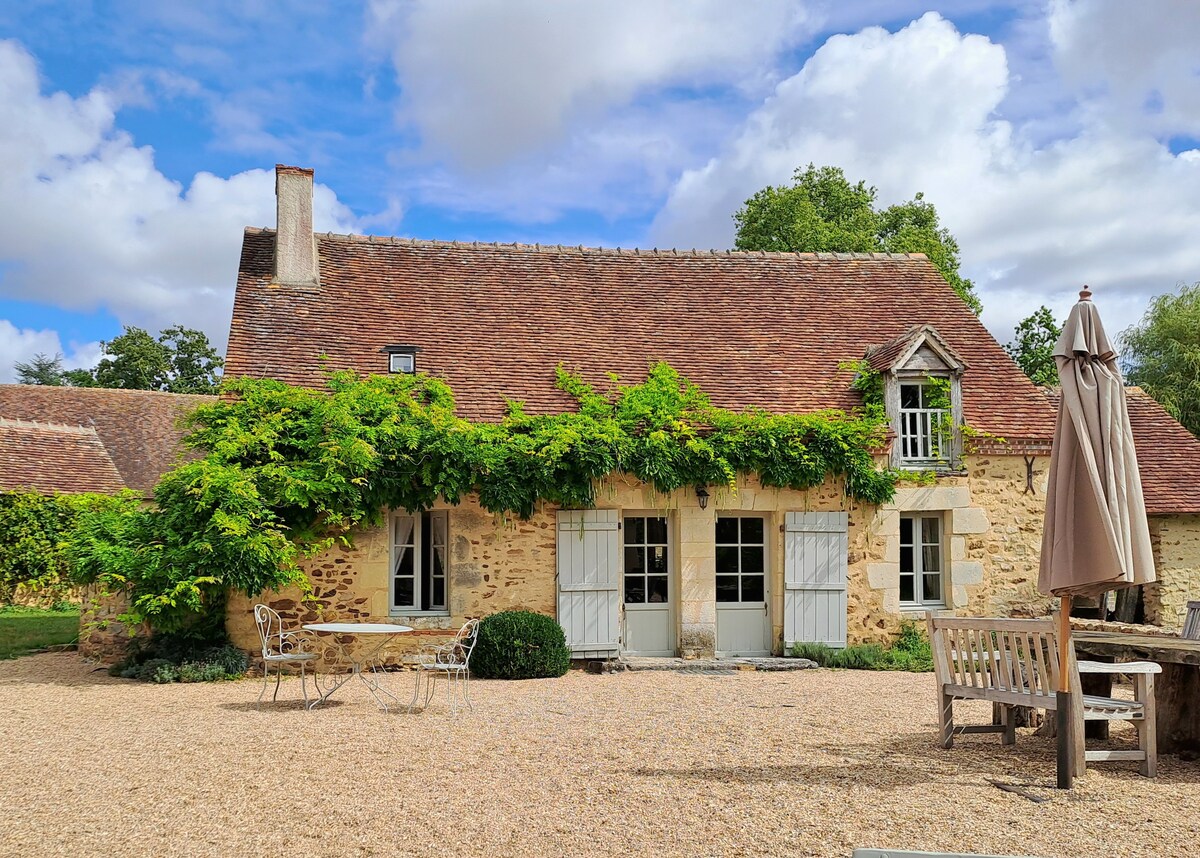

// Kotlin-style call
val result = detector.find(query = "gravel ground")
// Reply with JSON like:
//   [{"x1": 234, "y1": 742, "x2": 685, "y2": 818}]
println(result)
[{"x1": 2, "y1": 653, "x2": 1197, "y2": 858}]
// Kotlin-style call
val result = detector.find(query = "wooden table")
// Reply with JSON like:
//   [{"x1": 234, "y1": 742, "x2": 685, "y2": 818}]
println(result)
[{"x1": 1073, "y1": 630, "x2": 1200, "y2": 754}]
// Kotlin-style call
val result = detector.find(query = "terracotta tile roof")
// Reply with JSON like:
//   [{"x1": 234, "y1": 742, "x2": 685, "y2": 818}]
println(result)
[
  {"x1": 226, "y1": 229, "x2": 1056, "y2": 442},
  {"x1": 0, "y1": 386, "x2": 215, "y2": 495},
  {"x1": 0, "y1": 419, "x2": 125, "y2": 494},
  {"x1": 1126, "y1": 389, "x2": 1200, "y2": 515},
  {"x1": 864, "y1": 324, "x2": 968, "y2": 374}
]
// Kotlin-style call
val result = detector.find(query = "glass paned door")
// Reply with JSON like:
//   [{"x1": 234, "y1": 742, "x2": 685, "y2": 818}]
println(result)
[
  {"x1": 622, "y1": 515, "x2": 673, "y2": 656},
  {"x1": 715, "y1": 516, "x2": 771, "y2": 656}
]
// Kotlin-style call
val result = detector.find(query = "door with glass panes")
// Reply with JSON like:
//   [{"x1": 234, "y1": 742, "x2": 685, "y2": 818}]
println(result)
[
  {"x1": 715, "y1": 515, "x2": 771, "y2": 655},
  {"x1": 622, "y1": 515, "x2": 674, "y2": 656}
]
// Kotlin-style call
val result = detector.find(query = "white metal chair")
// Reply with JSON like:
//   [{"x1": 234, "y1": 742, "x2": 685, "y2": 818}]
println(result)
[
  {"x1": 412, "y1": 619, "x2": 480, "y2": 714},
  {"x1": 1182, "y1": 601, "x2": 1200, "y2": 640},
  {"x1": 254, "y1": 604, "x2": 319, "y2": 709}
]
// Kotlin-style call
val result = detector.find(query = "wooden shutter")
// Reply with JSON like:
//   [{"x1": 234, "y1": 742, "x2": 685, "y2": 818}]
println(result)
[
  {"x1": 557, "y1": 510, "x2": 621, "y2": 658},
  {"x1": 784, "y1": 512, "x2": 849, "y2": 648}
]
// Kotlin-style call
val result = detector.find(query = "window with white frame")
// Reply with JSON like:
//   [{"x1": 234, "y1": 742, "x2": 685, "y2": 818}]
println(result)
[
  {"x1": 900, "y1": 514, "x2": 944, "y2": 607},
  {"x1": 898, "y1": 380, "x2": 951, "y2": 466},
  {"x1": 391, "y1": 510, "x2": 448, "y2": 613}
]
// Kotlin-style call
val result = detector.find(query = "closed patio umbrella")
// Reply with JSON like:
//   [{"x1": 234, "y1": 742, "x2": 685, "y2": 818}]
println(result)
[{"x1": 1038, "y1": 287, "x2": 1156, "y2": 788}]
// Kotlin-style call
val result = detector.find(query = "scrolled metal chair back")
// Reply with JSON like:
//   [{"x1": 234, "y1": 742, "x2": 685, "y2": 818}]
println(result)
[
  {"x1": 254, "y1": 603, "x2": 287, "y2": 659},
  {"x1": 448, "y1": 618, "x2": 480, "y2": 666}
]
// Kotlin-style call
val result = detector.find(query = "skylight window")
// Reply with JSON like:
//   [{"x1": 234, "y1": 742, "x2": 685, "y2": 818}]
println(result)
[{"x1": 382, "y1": 344, "x2": 419, "y2": 374}]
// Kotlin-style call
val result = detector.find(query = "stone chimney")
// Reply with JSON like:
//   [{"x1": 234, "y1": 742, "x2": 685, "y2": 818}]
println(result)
[{"x1": 274, "y1": 164, "x2": 319, "y2": 286}]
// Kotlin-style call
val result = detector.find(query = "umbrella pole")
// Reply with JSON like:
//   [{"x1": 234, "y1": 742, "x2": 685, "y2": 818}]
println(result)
[{"x1": 1057, "y1": 594, "x2": 1074, "y2": 789}]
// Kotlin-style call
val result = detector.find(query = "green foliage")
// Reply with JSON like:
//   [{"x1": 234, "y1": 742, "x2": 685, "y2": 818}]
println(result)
[
  {"x1": 789, "y1": 620, "x2": 932, "y2": 672},
  {"x1": 71, "y1": 325, "x2": 225, "y2": 394},
  {"x1": 66, "y1": 361, "x2": 895, "y2": 632},
  {"x1": 734, "y1": 164, "x2": 982, "y2": 314},
  {"x1": 1005, "y1": 306, "x2": 1062, "y2": 387},
  {"x1": 0, "y1": 491, "x2": 133, "y2": 605},
  {"x1": 13, "y1": 352, "x2": 66, "y2": 386},
  {"x1": 1121, "y1": 282, "x2": 1200, "y2": 438},
  {"x1": 471, "y1": 610, "x2": 572, "y2": 679},
  {"x1": 109, "y1": 623, "x2": 248, "y2": 683}
]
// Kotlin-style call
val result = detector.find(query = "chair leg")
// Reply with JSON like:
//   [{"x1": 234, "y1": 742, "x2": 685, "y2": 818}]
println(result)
[
  {"x1": 425, "y1": 670, "x2": 437, "y2": 707},
  {"x1": 257, "y1": 660, "x2": 270, "y2": 710},
  {"x1": 463, "y1": 669, "x2": 473, "y2": 711},
  {"x1": 272, "y1": 662, "x2": 283, "y2": 702},
  {"x1": 938, "y1": 692, "x2": 955, "y2": 749},
  {"x1": 1138, "y1": 674, "x2": 1157, "y2": 777},
  {"x1": 300, "y1": 660, "x2": 310, "y2": 710}
]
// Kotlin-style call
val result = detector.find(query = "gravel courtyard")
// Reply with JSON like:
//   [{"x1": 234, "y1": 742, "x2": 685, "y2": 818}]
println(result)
[{"x1": 2, "y1": 653, "x2": 1197, "y2": 858}]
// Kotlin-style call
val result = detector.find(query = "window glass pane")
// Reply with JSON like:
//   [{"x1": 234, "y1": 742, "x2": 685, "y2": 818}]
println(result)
[
  {"x1": 624, "y1": 546, "x2": 645, "y2": 575},
  {"x1": 394, "y1": 545, "x2": 414, "y2": 578},
  {"x1": 740, "y1": 546, "x2": 765, "y2": 575},
  {"x1": 921, "y1": 516, "x2": 940, "y2": 544},
  {"x1": 645, "y1": 516, "x2": 668, "y2": 545},
  {"x1": 901, "y1": 384, "x2": 921, "y2": 409},
  {"x1": 715, "y1": 517, "x2": 738, "y2": 543},
  {"x1": 647, "y1": 576, "x2": 669, "y2": 603},
  {"x1": 899, "y1": 574, "x2": 915, "y2": 603},
  {"x1": 922, "y1": 546, "x2": 941, "y2": 574},
  {"x1": 900, "y1": 516, "x2": 913, "y2": 544},
  {"x1": 900, "y1": 545, "x2": 914, "y2": 575},
  {"x1": 740, "y1": 517, "x2": 764, "y2": 544},
  {"x1": 624, "y1": 517, "x2": 644, "y2": 544},
  {"x1": 624, "y1": 577, "x2": 646, "y2": 604},
  {"x1": 715, "y1": 546, "x2": 739, "y2": 576},
  {"x1": 647, "y1": 545, "x2": 668, "y2": 575},
  {"x1": 741, "y1": 575, "x2": 765, "y2": 603},
  {"x1": 923, "y1": 574, "x2": 941, "y2": 604},
  {"x1": 432, "y1": 578, "x2": 446, "y2": 609},
  {"x1": 394, "y1": 577, "x2": 414, "y2": 608},
  {"x1": 716, "y1": 575, "x2": 739, "y2": 603}
]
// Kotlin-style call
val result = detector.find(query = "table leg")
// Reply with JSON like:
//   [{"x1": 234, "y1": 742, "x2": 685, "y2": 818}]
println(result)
[
  {"x1": 1080, "y1": 670, "x2": 1113, "y2": 740},
  {"x1": 1156, "y1": 662, "x2": 1200, "y2": 756}
]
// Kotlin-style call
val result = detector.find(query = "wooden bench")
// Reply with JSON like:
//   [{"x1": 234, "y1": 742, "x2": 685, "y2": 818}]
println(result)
[{"x1": 926, "y1": 614, "x2": 1159, "y2": 777}]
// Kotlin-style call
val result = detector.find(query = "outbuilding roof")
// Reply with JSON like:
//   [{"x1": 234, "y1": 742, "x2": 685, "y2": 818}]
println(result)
[
  {"x1": 1125, "y1": 388, "x2": 1200, "y2": 516},
  {"x1": 226, "y1": 229, "x2": 1056, "y2": 444},
  {"x1": 0, "y1": 418, "x2": 125, "y2": 494},
  {"x1": 0, "y1": 385, "x2": 214, "y2": 495}
]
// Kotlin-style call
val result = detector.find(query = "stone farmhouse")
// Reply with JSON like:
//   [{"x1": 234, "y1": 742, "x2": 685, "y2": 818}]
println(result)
[{"x1": 216, "y1": 165, "x2": 1200, "y2": 661}]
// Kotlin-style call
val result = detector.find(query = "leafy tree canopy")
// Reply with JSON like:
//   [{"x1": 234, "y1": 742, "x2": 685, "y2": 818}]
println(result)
[
  {"x1": 13, "y1": 352, "x2": 66, "y2": 386},
  {"x1": 1120, "y1": 282, "x2": 1200, "y2": 437},
  {"x1": 1005, "y1": 306, "x2": 1062, "y2": 387},
  {"x1": 79, "y1": 325, "x2": 224, "y2": 394},
  {"x1": 734, "y1": 164, "x2": 983, "y2": 315}
]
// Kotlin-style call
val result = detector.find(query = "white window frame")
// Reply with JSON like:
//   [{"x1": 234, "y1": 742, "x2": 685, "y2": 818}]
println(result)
[
  {"x1": 390, "y1": 510, "x2": 449, "y2": 616},
  {"x1": 714, "y1": 513, "x2": 768, "y2": 605},
  {"x1": 897, "y1": 378, "x2": 952, "y2": 467},
  {"x1": 389, "y1": 352, "x2": 415, "y2": 374},
  {"x1": 899, "y1": 513, "x2": 945, "y2": 608}
]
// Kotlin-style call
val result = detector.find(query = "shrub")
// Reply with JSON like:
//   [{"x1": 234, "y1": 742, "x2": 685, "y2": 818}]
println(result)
[
  {"x1": 788, "y1": 620, "x2": 932, "y2": 672},
  {"x1": 109, "y1": 624, "x2": 249, "y2": 683},
  {"x1": 471, "y1": 611, "x2": 572, "y2": 680}
]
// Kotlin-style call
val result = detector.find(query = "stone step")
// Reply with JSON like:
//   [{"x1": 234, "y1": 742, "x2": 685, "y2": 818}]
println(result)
[{"x1": 589, "y1": 656, "x2": 818, "y2": 674}]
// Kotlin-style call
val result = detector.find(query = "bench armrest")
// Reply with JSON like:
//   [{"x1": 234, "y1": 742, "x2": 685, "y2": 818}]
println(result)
[{"x1": 1078, "y1": 659, "x2": 1162, "y2": 674}]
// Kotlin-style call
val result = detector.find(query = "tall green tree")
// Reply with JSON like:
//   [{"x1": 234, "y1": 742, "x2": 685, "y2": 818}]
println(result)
[
  {"x1": 74, "y1": 325, "x2": 224, "y2": 394},
  {"x1": 13, "y1": 352, "x2": 65, "y2": 385},
  {"x1": 1005, "y1": 306, "x2": 1062, "y2": 387},
  {"x1": 734, "y1": 164, "x2": 982, "y2": 314},
  {"x1": 1120, "y1": 282, "x2": 1200, "y2": 437}
]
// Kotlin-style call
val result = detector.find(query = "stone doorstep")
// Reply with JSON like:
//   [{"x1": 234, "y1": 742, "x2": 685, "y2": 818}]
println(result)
[{"x1": 590, "y1": 656, "x2": 819, "y2": 674}]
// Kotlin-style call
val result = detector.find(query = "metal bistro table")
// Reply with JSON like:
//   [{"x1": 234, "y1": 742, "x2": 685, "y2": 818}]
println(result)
[
  {"x1": 1073, "y1": 629, "x2": 1200, "y2": 754},
  {"x1": 303, "y1": 622, "x2": 413, "y2": 712}
]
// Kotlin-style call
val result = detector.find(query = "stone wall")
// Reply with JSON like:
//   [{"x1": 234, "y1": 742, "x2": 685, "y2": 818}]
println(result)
[
  {"x1": 78, "y1": 586, "x2": 137, "y2": 663},
  {"x1": 227, "y1": 496, "x2": 557, "y2": 663},
  {"x1": 1144, "y1": 513, "x2": 1200, "y2": 629}
]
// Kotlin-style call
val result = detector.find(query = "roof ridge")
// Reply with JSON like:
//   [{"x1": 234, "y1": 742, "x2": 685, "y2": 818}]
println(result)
[
  {"x1": 0, "y1": 384, "x2": 215, "y2": 401},
  {"x1": 242, "y1": 227, "x2": 931, "y2": 261},
  {"x1": 0, "y1": 417, "x2": 101, "y2": 435}
]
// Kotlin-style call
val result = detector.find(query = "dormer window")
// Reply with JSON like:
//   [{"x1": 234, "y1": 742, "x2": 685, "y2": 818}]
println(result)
[
  {"x1": 861, "y1": 325, "x2": 967, "y2": 471},
  {"x1": 382, "y1": 344, "x2": 419, "y2": 374},
  {"x1": 899, "y1": 380, "x2": 951, "y2": 464}
]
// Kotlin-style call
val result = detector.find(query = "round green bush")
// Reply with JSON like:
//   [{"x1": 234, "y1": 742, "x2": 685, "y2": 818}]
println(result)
[{"x1": 471, "y1": 611, "x2": 572, "y2": 680}]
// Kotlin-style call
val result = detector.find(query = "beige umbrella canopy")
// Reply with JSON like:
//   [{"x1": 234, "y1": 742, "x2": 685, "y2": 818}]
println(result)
[
  {"x1": 1038, "y1": 287, "x2": 1155, "y2": 788},
  {"x1": 1039, "y1": 289, "x2": 1156, "y2": 598}
]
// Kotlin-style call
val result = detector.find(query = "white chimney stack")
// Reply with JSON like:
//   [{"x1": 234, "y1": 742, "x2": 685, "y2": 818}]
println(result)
[{"x1": 274, "y1": 164, "x2": 319, "y2": 286}]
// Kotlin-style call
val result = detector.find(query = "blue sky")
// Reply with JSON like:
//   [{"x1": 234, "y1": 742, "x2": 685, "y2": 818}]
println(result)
[{"x1": 1, "y1": 1, "x2": 1199, "y2": 380}]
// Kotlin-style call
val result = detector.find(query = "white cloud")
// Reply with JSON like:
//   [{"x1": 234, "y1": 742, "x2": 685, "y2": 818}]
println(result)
[
  {"x1": 650, "y1": 12, "x2": 1200, "y2": 344},
  {"x1": 369, "y1": 0, "x2": 815, "y2": 171},
  {"x1": 0, "y1": 320, "x2": 101, "y2": 384},
  {"x1": 0, "y1": 39, "x2": 358, "y2": 372}
]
